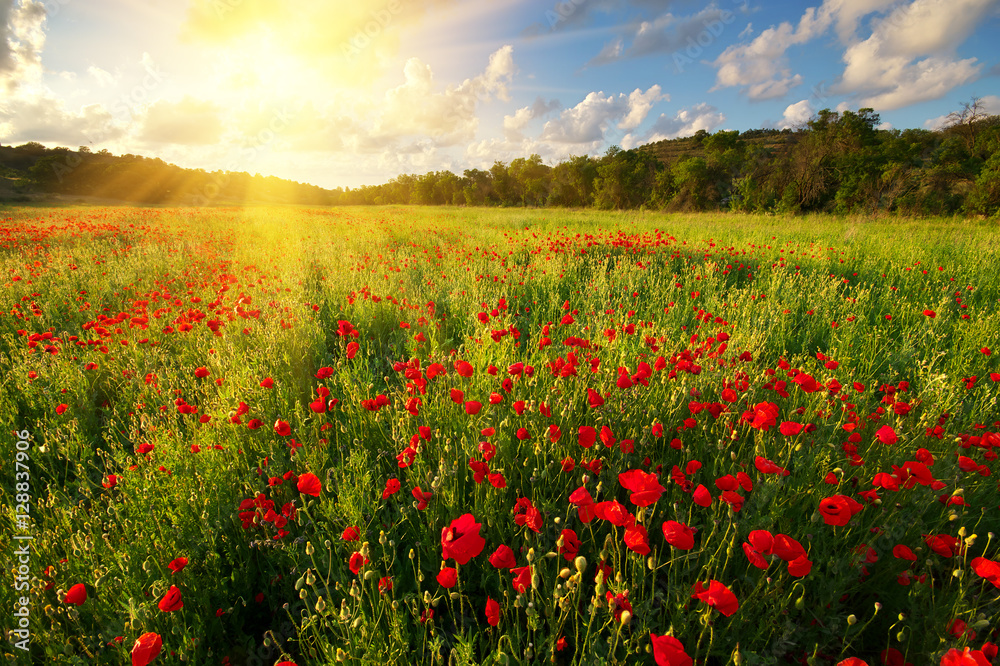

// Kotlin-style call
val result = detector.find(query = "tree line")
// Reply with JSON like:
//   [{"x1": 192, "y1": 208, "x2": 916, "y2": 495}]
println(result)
[
  {"x1": 2, "y1": 99, "x2": 997, "y2": 217},
  {"x1": 339, "y1": 102, "x2": 999, "y2": 217}
]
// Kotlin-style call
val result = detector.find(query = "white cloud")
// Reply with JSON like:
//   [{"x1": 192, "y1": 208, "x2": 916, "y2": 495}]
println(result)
[
  {"x1": 367, "y1": 45, "x2": 516, "y2": 147},
  {"x1": 834, "y1": 0, "x2": 994, "y2": 110},
  {"x1": 779, "y1": 99, "x2": 813, "y2": 129},
  {"x1": 540, "y1": 85, "x2": 665, "y2": 144},
  {"x1": 88, "y1": 66, "x2": 117, "y2": 88},
  {"x1": 1, "y1": 0, "x2": 46, "y2": 93},
  {"x1": 502, "y1": 96, "x2": 561, "y2": 141},
  {"x1": 639, "y1": 103, "x2": 726, "y2": 143},
  {"x1": 619, "y1": 85, "x2": 666, "y2": 130},
  {"x1": 0, "y1": 95, "x2": 121, "y2": 145},
  {"x1": 711, "y1": 0, "x2": 897, "y2": 100}
]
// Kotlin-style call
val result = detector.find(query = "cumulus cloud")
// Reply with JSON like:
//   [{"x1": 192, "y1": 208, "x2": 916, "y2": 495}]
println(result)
[
  {"x1": 137, "y1": 97, "x2": 224, "y2": 145},
  {"x1": 711, "y1": 0, "x2": 899, "y2": 100},
  {"x1": 778, "y1": 99, "x2": 813, "y2": 129},
  {"x1": 363, "y1": 45, "x2": 515, "y2": 148},
  {"x1": 0, "y1": 96, "x2": 121, "y2": 145},
  {"x1": 713, "y1": 0, "x2": 993, "y2": 108},
  {"x1": 1, "y1": 0, "x2": 46, "y2": 93},
  {"x1": 623, "y1": 103, "x2": 725, "y2": 146},
  {"x1": 834, "y1": 0, "x2": 994, "y2": 110},
  {"x1": 539, "y1": 85, "x2": 665, "y2": 144},
  {"x1": 503, "y1": 96, "x2": 561, "y2": 141}
]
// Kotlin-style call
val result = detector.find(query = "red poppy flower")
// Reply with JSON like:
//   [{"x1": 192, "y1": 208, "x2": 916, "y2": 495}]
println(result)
[
  {"x1": 297, "y1": 472, "x2": 322, "y2": 497},
  {"x1": 787, "y1": 555, "x2": 812, "y2": 577},
  {"x1": 103, "y1": 474, "x2": 118, "y2": 488},
  {"x1": 441, "y1": 514, "x2": 486, "y2": 565},
  {"x1": 64, "y1": 583, "x2": 87, "y2": 606},
  {"x1": 594, "y1": 500, "x2": 633, "y2": 527},
  {"x1": 382, "y1": 478, "x2": 400, "y2": 499},
  {"x1": 273, "y1": 420, "x2": 291, "y2": 436},
  {"x1": 511, "y1": 565, "x2": 532, "y2": 593},
  {"x1": 157, "y1": 585, "x2": 183, "y2": 612},
  {"x1": 436, "y1": 567, "x2": 458, "y2": 588},
  {"x1": 412, "y1": 486, "x2": 433, "y2": 510},
  {"x1": 577, "y1": 426, "x2": 596, "y2": 448},
  {"x1": 755, "y1": 455, "x2": 790, "y2": 476},
  {"x1": 624, "y1": 524, "x2": 650, "y2": 555},
  {"x1": 558, "y1": 529, "x2": 581, "y2": 560},
  {"x1": 342, "y1": 526, "x2": 360, "y2": 541},
  {"x1": 619, "y1": 469, "x2": 665, "y2": 507},
  {"x1": 194, "y1": 367, "x2": 209, "y2": 378},
  {"x1": 970, "y1": 557, "x2": 1000, "y2": 588},
  {"x1": 924, "y1": 533, "x2": 961, "y2": 557},
  {"x1": 454, "y1": 360, "x2": 474, "y2": 377},
  {"x1": 940, "y1": 648, "x2": 991, "y2": 666},
  {"x1": 748, "y1": 530, "x2": 773, "y2": 554},
  {"x1": 489, "y1": 544, "x2": 517, "y2": 569},
  {"x1": 465, "y1": 400, "x2": 482, "y2": 415},
  {"x1": 662, "y1": 520, "x2": 695, "y2": 550},
  {"x1": 818, "y1": 495, "x2": 863, "y2": 526},
  {"x1": 771, "y1": 534, "x2": 806, "y2": 562},
  {"x1": 836, "y1": 659, "x2": 869, "y2": 666},
  {"x1": 922, "y1": 309, "x2": 936, "y2": 318},
  {"x1": 892, "y1": 544, "x2": 917, "y2": 561},
  {"x1": 587, "y1": 388, "x2": 605, "y2": 408},
  {"x1": 378, "y1": 576, "x2": 392, "y2": 594},
  {"x1": 743, "y1": 542, "x2": 769, "y2": 569},
  {"x1": 692, "y1": 484, "x2": 712, "y2": 507},
  {"x1": 691, "y1": 579, "x2": 739, "y2": 616},
  {"x1": 56, "y1": 403, "x2": 68, "y2": 415},
  {"x1": 875, "y1": 425, "x2": 898, "y2": 445},
  {"x1": 779, "y1": 421, "x2": 803, "y2": 436},
  {"x1": 349, "y1": 551, "x2": 368, "y2": 575},
  {"x1": 167, "y1": 557, "x2": 188, "y2": 574},
  {"x1": 259, "y1": 377, "x2": 274, "y2": 388},
  {"x1": 650, "y1": 633, "x2": 692, "y2": 666},
  {"x1": 131, "y1": 632, "x2": 162, "y2": 666},
  {"x1": 346, "y1": 341, "x2": 359, "y2": 359},
  {"x1": 485, "y1": 597, "x2": 500, "y2": 626}
]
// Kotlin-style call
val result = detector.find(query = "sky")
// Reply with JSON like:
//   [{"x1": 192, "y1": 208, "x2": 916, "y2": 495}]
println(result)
[{"x1": 1, "y1": 0, "x2": 999, "y2": 190}]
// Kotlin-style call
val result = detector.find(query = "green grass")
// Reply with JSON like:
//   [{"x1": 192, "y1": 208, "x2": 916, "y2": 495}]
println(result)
[{"x1": 1, "y1": 205, "x2": 998, "y2": 666}]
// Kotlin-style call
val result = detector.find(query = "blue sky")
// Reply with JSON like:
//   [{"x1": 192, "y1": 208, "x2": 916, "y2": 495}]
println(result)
[{"x1": 1, "y1": 0, "x2": 998, "y2": 189}]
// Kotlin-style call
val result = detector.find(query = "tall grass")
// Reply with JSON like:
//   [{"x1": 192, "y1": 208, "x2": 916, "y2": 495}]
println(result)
[{"x1": 1, "y1": 205, "x2": 998, "y2": 666}]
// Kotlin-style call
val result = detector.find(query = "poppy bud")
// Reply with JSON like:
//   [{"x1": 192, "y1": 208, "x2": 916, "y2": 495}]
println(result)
[
  {"x1": 574, "y1": 556, "x2": 587, "y2": 573},
  {"x1": 620, "y1": 611, "x2": 632, "y2": 626},
  {"x1": 315, "y1": 596, "x2": 326, "y2": 612},
  {"x1": 847, "y1": 614, "x2": 857, "y2": 625}
]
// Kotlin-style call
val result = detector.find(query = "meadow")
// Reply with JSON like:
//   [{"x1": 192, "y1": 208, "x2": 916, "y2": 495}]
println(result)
[{"x1": 1, "y1": 205, "x2": 998, "y2": 666}]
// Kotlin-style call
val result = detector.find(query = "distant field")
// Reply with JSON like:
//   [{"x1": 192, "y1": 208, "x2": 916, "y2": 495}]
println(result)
[{"x1": 2, "y1": 205, "x2": 998, "y2": 666}]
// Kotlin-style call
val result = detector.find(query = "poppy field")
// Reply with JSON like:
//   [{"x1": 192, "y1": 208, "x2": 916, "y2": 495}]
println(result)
[{"x1": 2, "y1": 205, "x2": 1000, "y2": 666}]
